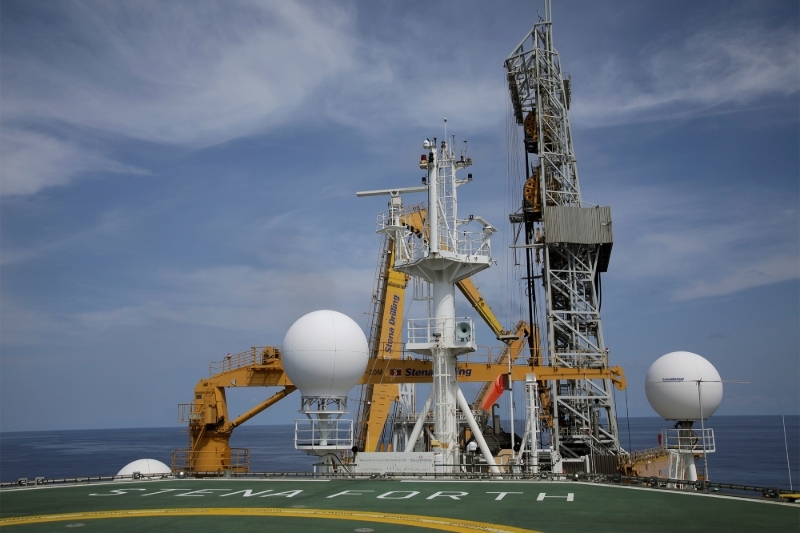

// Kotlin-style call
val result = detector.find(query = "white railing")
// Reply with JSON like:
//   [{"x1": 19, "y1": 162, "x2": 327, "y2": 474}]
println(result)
[
  {"x1": 454, "y1": 231, "x2": 491, "y2": 257},
  {"x1": 376, "y1": 208, "x2": 404, "y2": 233},
  {"x1": 377, "y1": 211, "x2": 491, "y2": 266},
  {"x1": 294, "y1": 419, "x2": 353, "y2": 450},
  {"x1": 407, "y1": 317, "x2": 475, "y2": 345},
  {"x1": 661, "y1": 427, "x2": 715, "y2": 454}
]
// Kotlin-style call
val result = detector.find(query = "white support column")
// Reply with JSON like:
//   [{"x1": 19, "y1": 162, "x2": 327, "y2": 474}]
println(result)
[
  {"x1": 428, "y1": 150, "x2": 439, "y2": 253},
  {"x1": 432, "y1": 281, "x2": 455, "y2": 340},
  {"x1": 457, "y1": 388, "x2": 501, "y2": 475},
  {"x1": 520, "y1": 374, "x2": 540, "y2": 473},
  {"x1": 684, "y1": 454, "x2": 698, "y2": 482},
  {"x1": 432, "y1": 280, "x2": 458, "y2": 467},
  {"x1": 405, "y1": 387, "x2": 434, "y2": 452}
]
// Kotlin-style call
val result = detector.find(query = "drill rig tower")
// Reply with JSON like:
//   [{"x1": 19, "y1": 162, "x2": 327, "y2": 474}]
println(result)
[
  {"x1": 506, "y1": 0, "x2": 621, "y2": 467},
  {"x1": 358, "y1": 133, "x2": 501, "y2": 473}
]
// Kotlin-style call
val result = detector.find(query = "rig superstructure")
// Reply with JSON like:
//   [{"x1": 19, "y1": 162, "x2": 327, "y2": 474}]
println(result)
[
  {"x1": 356, "y1": 132, "x2": 501, "y2": 473},
  {"x1": 505, "y1": 0, "x2": 620, "y2": 469}
]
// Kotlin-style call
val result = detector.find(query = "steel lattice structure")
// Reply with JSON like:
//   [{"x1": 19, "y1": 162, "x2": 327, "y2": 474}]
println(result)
[{"x1": 505, "y1": 0, "x2": 622, "y2": 467}]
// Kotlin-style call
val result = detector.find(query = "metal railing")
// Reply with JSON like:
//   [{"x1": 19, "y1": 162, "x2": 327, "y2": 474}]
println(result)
[
  {"x1": 661, "y1": 428, "x2": 716, "y2": 454},
  {"x1": 407, "y1": 317, "x2": 475, "y2": 345},
  {"x1": 294, "y1": 419, "x2": 353, "y2": 450},
  {"x1": 4, "y1": 471, "x2": 795, "y2": 501},
  {"x1": 629, "y1": 446, "x2": 667, "y2": 463},
  {"x1": 377, "y1": 212, "x2": 492, "y2": 264},
  {"x1": 209, "y1": 346, "x2": 281, "y2": 375},
  {"x1": 177, "y1": 403, "x2": 204, "y2": 424},
  {"x1": 171, "y1": 448, "x2": 250, "y2": 473}
]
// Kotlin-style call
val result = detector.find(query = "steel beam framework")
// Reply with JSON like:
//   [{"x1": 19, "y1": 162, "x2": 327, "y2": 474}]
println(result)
[{"x1": 505, "y1": 1, "x2": 622, "y2": 462}]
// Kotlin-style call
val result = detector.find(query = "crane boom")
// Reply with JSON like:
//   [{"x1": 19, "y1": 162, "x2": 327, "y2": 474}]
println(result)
[{"x1": 456, "y1": 278, "x2": 504, "y2": 337}]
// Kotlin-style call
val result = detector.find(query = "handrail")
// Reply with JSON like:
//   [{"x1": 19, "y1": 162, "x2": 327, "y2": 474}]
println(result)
[{"x1": 209, "y1": 346, "x2": 281, "y2": 376}]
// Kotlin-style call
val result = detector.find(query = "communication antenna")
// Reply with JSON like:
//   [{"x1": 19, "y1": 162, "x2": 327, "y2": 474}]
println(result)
[
  {"x1": 356, "y1": 126, "x2": 499, "y2": 473},
  {"x1": 783, "y1": 415, "x2": 794, "y2": 491}
]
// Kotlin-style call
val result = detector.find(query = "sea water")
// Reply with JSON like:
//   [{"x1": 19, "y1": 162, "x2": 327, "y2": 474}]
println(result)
[{"x1": 1, "y1": 416, "x2": 797, "y2": 489}]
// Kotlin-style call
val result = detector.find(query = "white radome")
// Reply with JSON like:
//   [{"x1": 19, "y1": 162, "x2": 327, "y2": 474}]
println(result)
[
  {"x1": 117, "y1": 458, "x2": 171, "y2": 476},
  {"x1": 282, "y1": 310, "x2": 369, "y2": 399},
  {"x1": 645, "y1": 351, "x2": 723, "y2": 421}
]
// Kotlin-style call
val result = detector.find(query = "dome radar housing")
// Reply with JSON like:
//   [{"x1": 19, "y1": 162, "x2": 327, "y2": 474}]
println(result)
[
  {"x1": 282, "y1": 310, "x2": 369, "y2": 400},
  {"x1": 117, "y1": 459, "x2": 171, "y2": 477},
  {"x1": 645, "y1": 351, "x2": 723, "y2": 421}
]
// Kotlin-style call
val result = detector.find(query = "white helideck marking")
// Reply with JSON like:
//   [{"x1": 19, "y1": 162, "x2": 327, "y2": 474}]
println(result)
[
  {"x1": 175, "y1": 489, "x2": 230, "y2": 497},
  {"x1": 142, "y1": 489, "x2": 191, "y2": 497},
  {"x1": 426, "y1": 491, "x2": 468, "y2": 500},
  {"x1": 261, "y1": 490, "x2": 303, "y2": 498},
  {"x1": 377, "y1": 491, "x2": 420, "y2": 499},
  {"x1": 537, "y1": 493, "x2": 574, "y2": 501},
  {"x1": 219, "y1": 490, "x2": 274, "y2": 497},
  {"x1": 486, "y1": 492, "x2": 523, "y2": 501},
  {"x1": 89, "y1": 489, "x2": 146, "y2": 496},
  {"x1": 327, "y1": 490, "x2": 375, "y2": 499}
]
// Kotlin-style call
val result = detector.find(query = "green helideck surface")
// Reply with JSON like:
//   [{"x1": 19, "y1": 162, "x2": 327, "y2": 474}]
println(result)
[{"x1": 1, "y1": 479, "x2": 797, "y2": 532}]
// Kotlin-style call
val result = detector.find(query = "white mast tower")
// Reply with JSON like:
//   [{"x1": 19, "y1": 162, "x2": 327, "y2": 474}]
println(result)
[{"x1": 358, "y1": 127, "x2": 501, "y2": 473}]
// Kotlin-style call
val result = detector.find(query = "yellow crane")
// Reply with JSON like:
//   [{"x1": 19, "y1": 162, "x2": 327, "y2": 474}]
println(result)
[
  {"x1": 173, "y1": 345, "x2": 625, "y2": 473},
  {"x1": 174, "y1": 207, "x2": 624, "y2": 472}
]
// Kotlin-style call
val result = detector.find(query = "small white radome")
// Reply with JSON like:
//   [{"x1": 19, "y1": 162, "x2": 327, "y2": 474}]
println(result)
[
  {"x1": 645, "y1": 351, "x2": 723, "y2": 421},
  {"x1": 116, "y1": 458, "x2": 171, "y2": 476}
]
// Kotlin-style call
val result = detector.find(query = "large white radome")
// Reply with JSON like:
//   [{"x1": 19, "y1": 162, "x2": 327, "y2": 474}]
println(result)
[
  {"x1": 282, "y1": 310, "x2": 369, "y2": 398},
  {"x1": 645, "y1": 351, "x2": 723, "y2": 421},
  {"x1": 117, "y1": 458, "x2": 171, "y2": 476}
]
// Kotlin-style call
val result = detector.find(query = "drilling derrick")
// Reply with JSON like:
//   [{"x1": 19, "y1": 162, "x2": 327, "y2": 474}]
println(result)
[{"x1": 506, "y1": 0, "x2": 622, "y2": 470}]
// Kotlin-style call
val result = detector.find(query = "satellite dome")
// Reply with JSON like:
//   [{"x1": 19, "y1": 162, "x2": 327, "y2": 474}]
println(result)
[
  {"x1": 645, "y1": 351, "x2": 723, "y2": 421},
  {"x1": 117, "y1": 458, "x2": 171, "y2": 476},
  {"x1": 282, "y1": 310, "x2": 369, "y2": 399}
]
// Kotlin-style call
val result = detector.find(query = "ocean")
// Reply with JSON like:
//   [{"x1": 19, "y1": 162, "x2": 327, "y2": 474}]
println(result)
[{"x1": 1, "y1": 416, "x2": 798, "y2": 489}]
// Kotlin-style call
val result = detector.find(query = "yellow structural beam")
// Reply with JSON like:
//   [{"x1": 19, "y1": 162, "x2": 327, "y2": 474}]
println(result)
[
  {"x1": 229, "y1": 386, "x2": 296, "y2": 430},
  {"x1": 456, "y1": 277, "x2": 505, "y2": 337},
  {"x1": 359, "y1": 358, "x2": 626, "y2": 390},
  {"x1": 359, "y1": 239, "x2": 408, "y2": 452},
  {"x1": 196, "y1": 358, "x2": 625, "y2": 391},
  {"x1": 181, "y1": 349, "x2": 624, "y2": 471}
]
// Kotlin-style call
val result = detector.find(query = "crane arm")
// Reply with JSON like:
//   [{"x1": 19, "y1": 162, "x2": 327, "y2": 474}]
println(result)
[
  {"x1": 456, "y1": 278, "x2": 505, "y2": 337},
  {"x1": 472, "y1": 320, "x2": 532, "y2": 405},
  {"x1": 229, "y1": 386, "x2": 296, "y2": 430}
]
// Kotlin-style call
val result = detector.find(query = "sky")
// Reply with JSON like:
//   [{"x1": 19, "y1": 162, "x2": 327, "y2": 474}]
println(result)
[{"x1": 1, "y1": 0, "x2": 798, "y2": 433}]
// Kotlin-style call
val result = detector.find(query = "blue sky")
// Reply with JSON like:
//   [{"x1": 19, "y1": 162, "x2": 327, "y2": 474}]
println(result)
[{"x1": 1, "y1": 0, "x2": 798, "y2": 432}]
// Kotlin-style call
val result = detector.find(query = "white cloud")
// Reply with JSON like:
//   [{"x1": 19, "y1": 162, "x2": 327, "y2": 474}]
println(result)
[
  {"x1": 0, "y1": 297, "x2": 66, "y2": 346},
  {"x1": 76, "y1": 265, "x2": 375, "y2": 333},
  {"x1": 608, "y1": 185, "x2": 799, "y2": 301},
  {"x1": 571, "y1": 25, "x2": 799, "y2": 127},
  {"x1": 0, "y1": 207, "x2": 142, "y2": 265},
  {"x1": 3, "y1": 1, "x2": 358, "y2": 147},
  {"x1": 0, "y1": 129, "x2": 148, "y2": 196},
  {"x1": 3, "y1": 1, "x2": 797, "y2": 199},
  {"x1": 672, "y1": 252, "x2": 798, "y2": 301},
  {"x1": 1, "y1": 0, "x2": 361, "y2": 196},
  {"x1": 1, "y1": 0, "x2": 508, "y2": 178}
]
